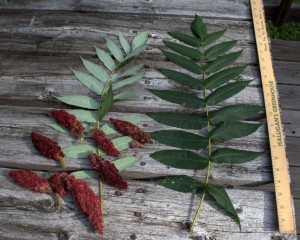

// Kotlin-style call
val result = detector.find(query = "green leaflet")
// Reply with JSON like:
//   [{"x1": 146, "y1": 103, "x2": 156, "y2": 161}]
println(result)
[
  {"x1": 72, "y1": 69, "x2": 104, "y2": 95},
  {"x1": 205, "y1": 184, "x2": 241, "y2": 230},
  {"x1": 210, "y1": 121, "x2": 261, "y2": 142},
  {"x1": 68, "y1": 110, "x2": 97, "y2": 123},
  {"x1": 161, "y1": 50, "x2": 203, "y2": 74},
  {"x1": 113, "y1": 73, "x2": 144, "y2": 91},
  {"x1": 119, "y1": 34, "x2": 131, "y2": 54},
  {"x1": 111, "y1": 136, "x2": 133, "y2": 151},
  {"x1": 156, "y1": 175, "x2": 204, "y2": 193},
  {"x1": 48, "y1": 123, "x2": 72, "y2": 136},
  {"x1": 204, "y1": 50, "x2": 243, "y2": 74},
  {"x1": 150, "y1": 150, "x2": 208, "y2": 169},
  {"x1": 132, "y1": 31, "x2": 149, "y2": 50},
  {"x1": 111, "y1": 64, "x2": 144, "y2": 81},
  {"x1": 80, "y1": 57, "x2": 109, "y2": 83},
  {"x1": 146, "y1": 112, "x2": 207, "y2": 130},
  {"x1": 159, "y1": 69, "x2": 202, "y2": 90},
  {"x1": 98, "y1": 84, "x2": 113, "y2": 121},
  {"x1": 112, "y1": 156, "x2": 139, "y2": 172},
  {"x1": 150, "y1": 130, "x2": 208, "y2": 150},
  {"x1": 55, "y1": 95, "x2": 98, "y2": 109},
  {"x1": 94, "y1": 46, "x2": 116, "y2": 71},
  {"x1": 106, "y1": 37, "x2": 124, "y2": 62},
  {"x1": 63, "y1": 144, "x2": 97, "y2": 159},
  {"x1": 72, "y1": 170, "x2": 98, "y2": 179},
  {"x1": 168, "y1": 31, "x2": 200, "y2": 47},
  {"x1": 163, "y1": 40, "x2": 202, "y2": 60},
  {"x1": 148, "y1": 89, "x2": 205, "y2": 109},
  {"x1": 206, "y1": 80, "x2": 251, "y2": 105},
  {"x1": 205, "y1": 66, "x2": 247, "y2": 90},
  {"x1": 204, "y1": 40, "x2": 237, "y2": 60},
  {"x1": 202, "y1": 29, "x2": 226, "y2": 46},
  {"x1": 113, "y1": 88, "x2": 139, "y2": 100},
  {"x1": 210, "y1": 148, "x2": 262, "y2": 164},
  {"x1": 191, "y1": 14, "x2": 207, "y2": 40},
  {"x1": 209, "y1": 104, "x2": 264, "y2": 124}
]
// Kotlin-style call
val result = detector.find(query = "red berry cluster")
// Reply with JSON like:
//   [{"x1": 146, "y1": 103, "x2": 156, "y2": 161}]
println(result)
[
  {"x1": 88, "y1": 153, "x2": 128, "y2": 189},
  {"x1": 65, "y1": 174, "x2": 103, "y2": 234},
  {"x1": 91, "y1": 128, "x2": 120, "y2": 157},
  {"x1": 50, "y1": 109, "x2": 86, "y2": 138},
  {"x1": 110, "y1": 118, "x2": 151, "y2": 144},
  {"x1": 31, "y1": 132, "x2": 67, "y2": 168},
  {"x1": 49, "y1": 172, "x2": 69, "y2": 196}
]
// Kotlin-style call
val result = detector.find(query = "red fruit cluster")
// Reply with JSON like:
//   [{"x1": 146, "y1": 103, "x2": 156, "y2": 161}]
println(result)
[
  {"x1": 109, "y1": 118, "x2": 151, "y2": 144},
  {"x1": 49, "y1": 172, "x2": 69, "y2": 196},
  {"x1": 88, "y1": 153, "x2": 128, "y2": 189},
  {"x1": 9, "y1": 170, "x2": 60, "y2": 208},
  {"x1": 50, "y1": 109, "x2": 86, "y2": 138},
  {"x1": 91, "y1": 128, "x2": 120, "y2": 157},
  {"x1": 31, "y1": 132, "x2": 67, "y2": 168},
  {"x1": 65, "y1": 174, "x2": 103, "y2": 234},
  {"x1": 130, "y1": 140, "x2": 144, "y2": 148}
]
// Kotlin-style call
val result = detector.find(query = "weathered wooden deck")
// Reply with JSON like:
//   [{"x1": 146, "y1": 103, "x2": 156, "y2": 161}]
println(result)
[{"x1": 0, "y1": 1, "x2": 298, "y2": 239}]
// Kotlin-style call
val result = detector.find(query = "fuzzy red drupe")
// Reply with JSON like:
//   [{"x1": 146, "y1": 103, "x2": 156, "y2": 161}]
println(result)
[
  {"x1": 91, "y1": 128, "x2": 120, "y2": 157},
  {"x1": 88, "y1": 153, "x2": 128, "y2": 189},
  {"x1": 31, "y1": 132, "x2": 67, "y2": 168}
]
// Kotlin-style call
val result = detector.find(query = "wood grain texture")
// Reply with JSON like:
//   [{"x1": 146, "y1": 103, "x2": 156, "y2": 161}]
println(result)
[
  {"x1": 0, "y1": 0, "x2": 298, "y2": 238},
  {"x1": 0, "y1": 167, "x2": 295, "y2": 240}
]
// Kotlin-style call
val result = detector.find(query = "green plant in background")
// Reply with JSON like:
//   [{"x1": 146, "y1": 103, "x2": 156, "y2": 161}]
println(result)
[
  {"x1": 267, "y1": 20, "x2": 300, "y2": 41},
  {"x1": 147, "y1": 15, "x2": 264, "y2": 232}
]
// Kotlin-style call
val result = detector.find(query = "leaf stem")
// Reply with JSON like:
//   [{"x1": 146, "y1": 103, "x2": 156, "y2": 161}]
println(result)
[{"x1": 189, "y1": 192, "x2": 206, "y2": 233}]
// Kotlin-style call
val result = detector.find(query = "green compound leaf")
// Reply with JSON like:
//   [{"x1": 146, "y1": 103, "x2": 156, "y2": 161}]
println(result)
[
  {"x1": 112, "y1": 136, "x2": 133, "y2": 151},
  {"x1": 164, "y1": 40, "x2": 202, "y2": 60},
  {"x1": 98, "y1": 84, "x2": 113, "y2": 121},
  {"x1": 148, "y1": 89, "x2": 205, "y2": 109},
  {"x1": 63, "y1": 144, "x2": 97, "y2": 159},
  {"x1": 106, "y1": 37, "x2": 124, "y2": 62},
  {"x1": 132, "y1": 31, "x2": 149, "y2": 50},
  {"x1": 203, "y1": 29, "x2": 226, "y2": 46},
  {"x1": 119, "y1": 34, "x2": 131, "y2": 54},
  {"x1": 205, "y1": 66, "x2": 247, "y2": 90},
  {"x1": 150, "y1": 150, "x2": 208, "y2": 169},
  {"x1": 113, "y1": 73, "x2": 144, "y2": 91},
  {"x1": 146, "y1": 112, "x2": 207, "y2": 130},
  {"x1": 156, "y1": 175, "x2": 205, "y2": 193},
  {"x1": 114, "y1": 88, "x2": 139, "y2": 100},
  {"x1": 72, "y1": 69, "x2": 104, "y2": 95},
  {"x1": 111, "y1": 64, "x2": 144, "y2": 81},
  {"x1": 210, "y1": 121, "x2": 261, "y2": 142},
  {"x1": 113, "y1": 156, "x2": 139, "y2": 172},
  {"x1": 205, "y1": 40, "x2": 237, "y2": 60},
  {"x1": 210, "y1": 148, "x2": 262, "y2": 164},
  {"x1": 191, "y1": 14, "x2": 207, "y2": 40},
  {"x1": 80, "y1": 57, "x2": 109, "y2": 83},
  {"x1": 160, "y1": 69, "x2": 202, "y2": 90},
  {"x1": 209, "y1": 104, "x2": 264, "y2": 124},
  {"x1": 169, "y1": 31, "x2": 200, "y2": 47},
  {"x1": 161, "y1": 50, "x2": 203, "y2": 74},
  {"x1": 204, "y1": 50, "x2": 243, "y2": 74},
  {"x1": 55, "y1": 95, "x2": 98, "y2": 109},
  {"x1": 94, "y1": 46, "x2": 116, "y2": 71},
  {"x1": 205, "y1": 184, "x2": 241, "y2": 230},
  {"x1": 206, "y1": 80, "x2": 251, "y2": 105},
  {"x1": 150, "y1": 130, "x2": 208, "y2": 150},
  {"x1": 68, "y1": 110, "x2": 97, "y2": 123}
]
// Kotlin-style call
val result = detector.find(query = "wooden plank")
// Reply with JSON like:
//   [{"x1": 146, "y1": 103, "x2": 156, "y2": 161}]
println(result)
[
  {"x1": 281, "y1": 110, "x2": 300, "y2": 138},
  {"x1": 277, "y1": 84, "x2": 300, "y2": 111},
  {"x1": 271, "y1": 40, "x2": 300, "y2": 62},
  {"x1": 273, "y1": 60, "x2": 300, "y2": 85},
  {"x1": 286, "y1": 137, "x2": 300, "y2": 167},
  {"x1": 0, "y1": 167, "x2": 295, "y2": 239},
  {"x1": 0, "y1": 0, "x2": 253, "y2": 20}
]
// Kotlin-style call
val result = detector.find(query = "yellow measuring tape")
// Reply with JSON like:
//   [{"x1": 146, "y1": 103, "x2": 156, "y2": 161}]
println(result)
[{"x1": 250, "y1": 0, "x2": 296, "y2": 234}]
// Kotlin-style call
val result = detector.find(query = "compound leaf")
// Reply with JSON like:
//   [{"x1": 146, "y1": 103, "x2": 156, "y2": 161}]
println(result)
[
  {"x1": 169, "y1": 32, "x2": 200, "y2": 47},
  {"x1": 203, "y1": 29, "x2": 226, "y2": 46},
  {"x1": 55, "y1": 95, "x2": 98, "y2": 109},
  {"x1": 113, "y1": 88, "x2": 139, "y2": 100},
  {"x1": 94, "y1": 46, "x2": 116, "y2": 71},
  {"x1": 112, "y1": 156, "x2": 140, "y2": 172},
  {"x1": 164, "y1": 40, "x2": 202, "y2": 60},
  {"x1": 68, "y1": 110, "x2": 97, "y2": 123},
  {"x1": 80, "y1": 57, "x2": 109, "y2": 83},
  {"x1": 132, "y1": 31, "x2": 148, "y2": 50},
  {"x1": 113, "y1": 73, "x2": 144, "y2": 90},
  {"x1": 205, "y1": 40, "x2": 237, "y2": 60},
  {"x1": 106, "y1": 37, "x2": 124, "y2": 62},
  {"x1": 98, "y1": 85, "x2": 113, "y2": 121},
  {"x1": 191, "y1": 14, "x2": 207, "y2": 40},
  {"x1": 63, "y1": 144, "x2": 97, "y2": 159}
]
